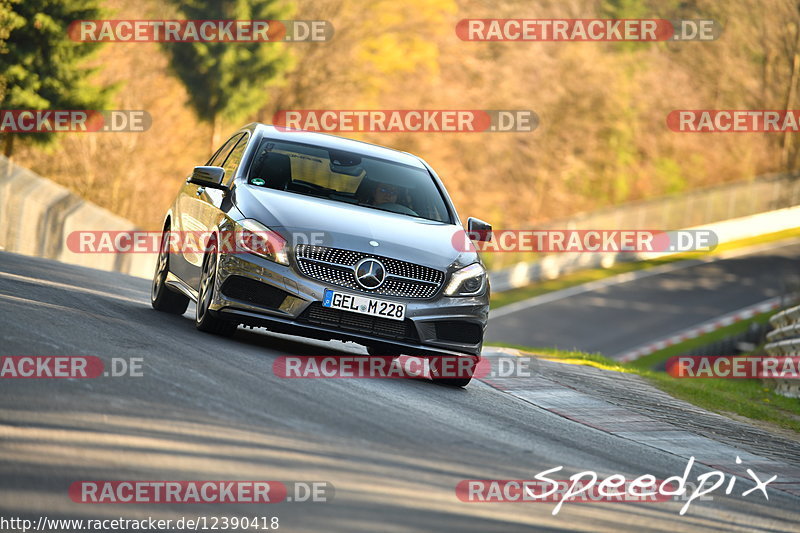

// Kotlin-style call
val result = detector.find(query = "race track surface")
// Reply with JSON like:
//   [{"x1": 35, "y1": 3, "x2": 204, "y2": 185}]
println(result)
[
  {"x1": 1, "y1": 251, "x2": 799, "y2": 532},
  {"x1": 487, "y1": 241, "x2": 800, "y2": 358}
]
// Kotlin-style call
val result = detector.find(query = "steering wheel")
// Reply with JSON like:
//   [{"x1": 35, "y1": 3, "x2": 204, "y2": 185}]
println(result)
[
  {"x1": 376, "y1": 202, "x2": 418, "y2": 216},
  {"x1": 289, "y1": 180, "x2": 334, "y2": 195}
]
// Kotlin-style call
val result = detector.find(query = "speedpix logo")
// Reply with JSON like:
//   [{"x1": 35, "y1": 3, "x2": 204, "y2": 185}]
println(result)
[{"x1": 457, "y1": 456, "x2": 776, "y2": 516}]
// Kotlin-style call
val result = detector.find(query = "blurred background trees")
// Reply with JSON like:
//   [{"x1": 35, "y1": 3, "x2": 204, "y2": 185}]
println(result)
[
  {"x1": 0, "y1": 0, "x2": 110, "y2": 157},
  {"x1": 6, "y1": 0, "x2": 800, "y2": 229},
  {"x1": 162, "y1": 0, "x2": 294, "y2": 150}
]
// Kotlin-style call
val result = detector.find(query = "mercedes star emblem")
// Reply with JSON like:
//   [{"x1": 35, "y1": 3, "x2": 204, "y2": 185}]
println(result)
[{"x1": 354, "y1": 258, "x2": 386, "y2": 289}]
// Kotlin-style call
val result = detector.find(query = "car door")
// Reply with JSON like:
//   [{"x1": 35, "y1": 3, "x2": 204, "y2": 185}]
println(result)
[
  {"x1": 189, "y1": 133, "x2": 251, "y2": 289},
  {"x1": 172, "y1": 134, "x2": 244, "y2": 289},
  {"x1": 201, "y1": 132, "x2": 249, "y2": 226}
]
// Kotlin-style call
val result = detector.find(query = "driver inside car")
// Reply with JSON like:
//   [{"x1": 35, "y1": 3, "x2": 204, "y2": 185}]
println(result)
[
  {"x1": 371, "y1": 183, "x2": 400, "y2": 206},
  {"x1": 370, "y1": 181, "x2": 415, "y2": 207}
]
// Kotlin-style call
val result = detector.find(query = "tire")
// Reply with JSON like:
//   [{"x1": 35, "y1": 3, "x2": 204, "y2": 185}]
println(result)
[
  {"x1": 366, "y1": 343, "x2": 402, "y2": 357},
  {"x1": 431, "y1": 376, "x2": 473, "y2": 387},
  {"x1": 195, "y1": 240, "x2": 238, "y2": 337},
  {"x1": 151, "y1": 229, "x2": 190, "y2": 315},
  {"x1": 428, "y1": 355, "x2": 475, "y2": 387}
]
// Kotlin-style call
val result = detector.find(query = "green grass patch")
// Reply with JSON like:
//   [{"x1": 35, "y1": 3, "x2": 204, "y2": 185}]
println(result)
[
  {"x1": 487, "y1": 342, "x2": 629, "y2": 370},
  {"x1": 645, "y1": 372, "x2": 800, "y2": 434},
  {"x1": 486, "y1": 341, "x2": 800, "y2": 434},
  {"x1": 490, "y1": 227, "x2": 800, "y2": 310}
]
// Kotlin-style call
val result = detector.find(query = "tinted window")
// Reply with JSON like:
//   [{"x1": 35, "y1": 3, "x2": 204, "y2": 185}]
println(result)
[
  {"x1": 247, "y1": 139, "x2": 451, "y2": 223},
  {"x1": 208, "y1": 134, "x2": 244, "y2": 167},
  {"x1": 221, "y1": 134, "x2": 249, "y2": 184}
]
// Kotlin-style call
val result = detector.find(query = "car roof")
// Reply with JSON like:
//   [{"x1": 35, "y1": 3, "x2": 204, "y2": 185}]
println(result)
[{"x1": 243, "y1": 123, "x2": 427, "y2": 170}]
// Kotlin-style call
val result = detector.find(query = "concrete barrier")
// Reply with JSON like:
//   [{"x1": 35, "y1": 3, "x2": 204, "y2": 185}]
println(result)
[{"x1": 0, "y1": 155, "x2": 154, "y2": 279}]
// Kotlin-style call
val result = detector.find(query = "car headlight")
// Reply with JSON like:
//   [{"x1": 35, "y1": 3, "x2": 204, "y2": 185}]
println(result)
[
  {"x1": 444, "y1": 263, "x2": 487, "y2": 296},
  {"x1": 235, "y1": 219, "x2": 290, "y2": 266}
]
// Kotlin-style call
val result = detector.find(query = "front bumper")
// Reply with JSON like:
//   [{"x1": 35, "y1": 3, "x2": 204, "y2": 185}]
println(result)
[{"x1": 210, "y1": 252, "x2": 489, "y2": 358}]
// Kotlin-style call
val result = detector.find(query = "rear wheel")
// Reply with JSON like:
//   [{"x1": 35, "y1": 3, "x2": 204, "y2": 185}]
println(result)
[
  {"x1": 151, "y1": 229, "x2": 189, "y2": 314},
  {"x1": 196, "y1": 241, "x2": 237, "y2": 337}
]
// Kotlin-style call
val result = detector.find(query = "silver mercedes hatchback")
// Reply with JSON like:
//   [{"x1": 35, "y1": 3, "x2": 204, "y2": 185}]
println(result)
[{"x1": 151, "y1": 123, "x2": 491, "y2": 386}]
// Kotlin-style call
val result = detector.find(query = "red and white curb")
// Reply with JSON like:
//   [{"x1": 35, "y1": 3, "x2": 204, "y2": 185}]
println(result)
[
  {"x1": 616, "y1": 297, "x2": 788, "y2": 363},
  {"x1": 478, "y1": 348, "x2": 800, "y2": 498}
]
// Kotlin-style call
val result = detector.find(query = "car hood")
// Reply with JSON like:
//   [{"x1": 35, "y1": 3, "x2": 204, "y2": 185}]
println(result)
[{"x1": 233, "y1": 186, "x2": 476, "y2": 269}]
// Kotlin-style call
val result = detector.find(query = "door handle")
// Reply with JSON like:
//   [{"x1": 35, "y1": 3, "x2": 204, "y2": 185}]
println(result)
[{"x1": 196, "y1": 187, "x2": 205, "y2": 196}]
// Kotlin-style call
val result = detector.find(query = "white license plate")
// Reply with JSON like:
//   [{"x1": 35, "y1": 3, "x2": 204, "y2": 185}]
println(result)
[{"x1": 322, "y1": 289, "x2": 406, "y2": 321}]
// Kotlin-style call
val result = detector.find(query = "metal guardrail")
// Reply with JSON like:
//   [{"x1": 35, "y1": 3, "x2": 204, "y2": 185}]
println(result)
[
  {"x1": 764, "y1": 303, "x2": 800, "y2": 398},
  {"x1": 767, "y1": 305, "x2": 800, "y2": 331}
]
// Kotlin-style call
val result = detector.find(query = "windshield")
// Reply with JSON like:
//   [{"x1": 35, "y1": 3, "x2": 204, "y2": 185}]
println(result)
[{"x1": 246, "y1": 138, "x2": 452, "y2": 223}]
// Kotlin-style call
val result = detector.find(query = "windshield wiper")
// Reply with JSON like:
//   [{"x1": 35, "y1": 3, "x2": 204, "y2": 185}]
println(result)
[{"x1": 356, "y1": 202, "x2": 425, "y2": 219}]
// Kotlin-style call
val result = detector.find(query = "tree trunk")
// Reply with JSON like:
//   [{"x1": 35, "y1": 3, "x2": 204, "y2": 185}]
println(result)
[
  {"x1": 3, "y1": 133, "x2": 14, "y2": 160},
  {"x1": 210, "y1": 114, "x2": 223, "y2": 153},
  {"x1": 781, "y1": 27, "x2": 800, "y2": 170}
]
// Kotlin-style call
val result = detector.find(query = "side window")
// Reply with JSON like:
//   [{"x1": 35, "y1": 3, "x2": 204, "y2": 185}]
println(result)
[
  {"x1": 207, "y1": 134, "x2": 243, "y2": 167},
  {"x1": 221, "y1": 134, "x2": 249, "y2": 185}
]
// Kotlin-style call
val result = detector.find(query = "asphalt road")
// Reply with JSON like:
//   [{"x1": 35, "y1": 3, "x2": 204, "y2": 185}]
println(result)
[
  {"x1": 1, "y1": 251, "x2": 799, "y2": 532},
  {"x1": 486, "y1": 241, "x2": 800, "y2": 358}
]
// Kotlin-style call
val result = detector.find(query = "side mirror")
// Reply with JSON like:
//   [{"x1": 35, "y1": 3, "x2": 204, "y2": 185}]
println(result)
[
  {"x1": 467, "y1": 217, "x2": 492, "y2": 242},
  {"x1": 188, "y1": 166, "x2": 227, "y2": 190}
]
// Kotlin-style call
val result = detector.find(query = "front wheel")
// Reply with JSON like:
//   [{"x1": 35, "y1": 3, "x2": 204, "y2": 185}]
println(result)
[
  {"x1": 428, "y1": 355, "x2": 475, "y2": 387},
  {"x1": 366, "y1": 343, "x2": 402, "y2": 357},
  {"x1": 196, "y1": 242, "x2": 237, "y2": 337},
  {"x1": 151, "y1": 230, "x2": 189, "y2": 314},
  {"x1": 431, "y1": 376, "x2": 473, "y2": 387}
]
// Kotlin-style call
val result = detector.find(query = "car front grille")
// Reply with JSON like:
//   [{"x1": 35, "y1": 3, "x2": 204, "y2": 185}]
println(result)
[
  {"x1": 300, "y1": 303, "x2": 420, "y2": 342},
  {"x1": 294, "y1": 245, "x2": 445, "y2": 299}
]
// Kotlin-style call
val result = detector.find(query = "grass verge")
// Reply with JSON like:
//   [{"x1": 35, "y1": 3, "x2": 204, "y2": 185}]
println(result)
[
  {"x1": 486, "y1": 341, "x2": 800, "y2": 435},
  {"x1": 628, "y1": 311, "x2": 775, "y2": 370}
]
